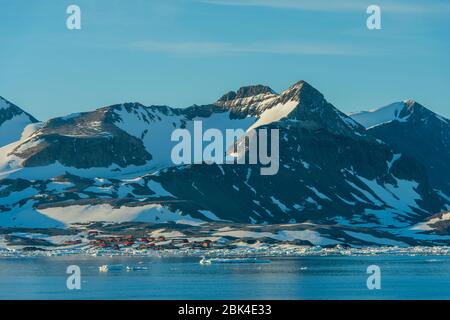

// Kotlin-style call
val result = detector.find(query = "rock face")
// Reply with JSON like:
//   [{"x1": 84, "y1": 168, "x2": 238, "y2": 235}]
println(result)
[
  {"x1": 218, "y1": 85, "x2": 276, "y2": 102},
  {"x1": 0, "y1": 80, "x2": 450, "y2": 246},
  {"x1": 0, "y1": 96, "x2": 38, "y2": 147}
]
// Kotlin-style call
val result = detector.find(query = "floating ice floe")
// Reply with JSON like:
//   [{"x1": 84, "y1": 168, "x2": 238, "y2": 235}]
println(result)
[
  {"x1": 126, "y1": 265, "x2": 149, "y2": 271},
  {"x1": 99, "y1": 264, "x2": 124, "y2": 272},
  {"x1": 199, "y1": 256, "x2": 271, "y2": 264}
]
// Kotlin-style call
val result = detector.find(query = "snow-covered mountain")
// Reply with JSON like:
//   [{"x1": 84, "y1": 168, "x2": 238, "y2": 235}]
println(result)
[
  {"x1": 0, "y1": 81, "x2": 362, "y2": 180},
  {"x1": 1, "y1": 82, "x2": 449, "y2": 246},
  {"x1": 349, "y1": 100, "x2": 450, "y2": 198},
  {"x1": 0, "y1": 102, "x2": 257, "y2": 180},
  {"x1": 150, "y1": 84, "x2": 447, "y2": 227},
  {"x1": 0, "y1": 96, "x2": 38, "y2": 148},
  {"x1": 216, "y1": 81, "x2": 364, "y2": 135}
]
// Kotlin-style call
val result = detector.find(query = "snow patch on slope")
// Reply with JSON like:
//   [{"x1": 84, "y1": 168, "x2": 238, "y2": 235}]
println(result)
[
  {"x1": 344, "y1": 231, "x2": 407, "y2": 246},
  {"x1": 114, "y1": 105, "x2": 256, "y2": 169},
  {"x1": 358, "y1": 176, "x2": 421, "y2": 213},
  {"x1": 247, "y1": 100, "x2": 298, "y2": 131},
  {"x1": 0, "y1": 203, "x2": 65, "y2": 228},
  {"x1": 411, "y1": 212, "x2": 450, "y2": 231},
  {"x1": 349, "y1": 102, "x2": 409, "y2": 129},
  {"x1": 38, "y1": 203, "x2": 204, "y2": 226}
]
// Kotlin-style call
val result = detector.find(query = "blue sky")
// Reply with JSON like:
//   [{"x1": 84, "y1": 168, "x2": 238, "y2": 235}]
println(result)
[{"x1": 0, "y1": 0, "x2": 449, "y2": 120}]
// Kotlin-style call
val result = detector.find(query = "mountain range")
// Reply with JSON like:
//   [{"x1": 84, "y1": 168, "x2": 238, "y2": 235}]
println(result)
[{"x1": 1, "y1": 81, "x2": 449, "y2": 246}]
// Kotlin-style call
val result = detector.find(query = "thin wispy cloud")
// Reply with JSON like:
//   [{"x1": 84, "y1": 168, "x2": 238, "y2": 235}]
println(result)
[
  {"x1": 130, "y1": 40, "x2": 369, "y2": 56},
  {"x1": 199, "y1": 0, "x2": 450, "y2": 14}
]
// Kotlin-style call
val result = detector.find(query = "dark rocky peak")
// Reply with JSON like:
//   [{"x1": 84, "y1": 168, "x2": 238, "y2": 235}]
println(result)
[
  {"x1": 404, "y1": 99, "x2": 416, "y2": 108},
  {"x1": 236, "y1": 85, "x2": 275, "y2": 98},
  {"x1": 278, "y1": 80, "x2": 324, "y2": 105},
  {"x1": 274, "y1": 81, "x2": 364, "y2": 135},
  {"x1": 402, "y1": 100, "x2": 449, "y2": 125},
  {"x1": 182, "y1": 104, "x2": 228, "y2": 120},
  {"x1": 218, "y1": 85, "x2": 275, "y2": 102},
  {"x1": 218, "y1": 91, "x2": 237, "y2": 102},
  {"x1": 214, "y1": 80, "x2": 365, "y2": 134},
  {"x1": 399, "y1": 99, "x2": 422, "y2": 117}
]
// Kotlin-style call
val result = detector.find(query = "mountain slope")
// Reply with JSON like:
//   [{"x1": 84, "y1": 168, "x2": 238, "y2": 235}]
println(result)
[
  {"x1": 153, "y1": 84, "x2": 446, "y2": 226},
  {"x1": 350, "y1": 100, "x2": 450, "y2": 199},
  {"x1": 0, "y1": 97, "x2": 38, "y2": 147}
]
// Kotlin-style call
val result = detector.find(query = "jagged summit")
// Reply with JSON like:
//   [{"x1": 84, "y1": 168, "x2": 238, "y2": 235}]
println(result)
[
  {"x1": 218, "y1": 84, "x2": 275, "y2": 102},
  {"x1": 214, "y1": 80, "x2": 364, "y2": 135},
  {"x1": 217, "y1": 81, "x2": 319, "y2": 103},
  {"x1": 217, "y1": 80, "x2": 327, "y2": 106},
  {"x1": 403, "y1": 100, "x2": 449, "y2": 124},
  {"x1": 277, "y1": 80, "x2": 324, "y2": 105},
  {"x1": 404, "y1": 99, "x2": 416, "y2": 107},
  {"x1": 215, "y1": 80, "x2": 319, "y2": 109}
]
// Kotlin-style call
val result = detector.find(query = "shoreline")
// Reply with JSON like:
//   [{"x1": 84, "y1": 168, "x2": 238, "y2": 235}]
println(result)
[{"x1": 3, "y1": 245, "x2": 450, "y2": 258}]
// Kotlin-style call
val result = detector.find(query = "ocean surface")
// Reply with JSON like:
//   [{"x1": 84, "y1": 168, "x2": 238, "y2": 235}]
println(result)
[{"x1": 1, "y1": 255, "x2": 450, "y2": 299}]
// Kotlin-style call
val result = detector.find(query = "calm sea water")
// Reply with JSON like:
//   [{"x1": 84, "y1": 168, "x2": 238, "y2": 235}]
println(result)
[{"x1": 0, "y1": 255, "x2": 449, "y2": 299}]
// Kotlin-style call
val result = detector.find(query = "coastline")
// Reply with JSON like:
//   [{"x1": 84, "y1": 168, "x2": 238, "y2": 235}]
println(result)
[{"x1": 3, "y1": 244, "x2": 450, "y2": 258}]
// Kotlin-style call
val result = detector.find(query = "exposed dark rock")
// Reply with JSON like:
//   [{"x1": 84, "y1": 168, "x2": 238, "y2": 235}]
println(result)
[{"x1": 218, "y1": 85, "x2": 275, "y2": 102}]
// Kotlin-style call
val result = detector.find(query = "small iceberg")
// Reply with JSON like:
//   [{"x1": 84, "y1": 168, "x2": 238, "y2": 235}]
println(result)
[
  {"x1": 199, "y1": 257, "x2": 271, "y2": 265},
  {"x1": 98, "y1": 264, "x2": 123, "y2": 272},
  {"x1": 126, "y1": 265, "x2": 149, "y2": 271}
]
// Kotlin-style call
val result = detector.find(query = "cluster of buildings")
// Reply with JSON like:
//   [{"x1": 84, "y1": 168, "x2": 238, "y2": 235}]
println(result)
[{"x1": 83, "y1": 230, "x2": 214, "y2": 251}]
